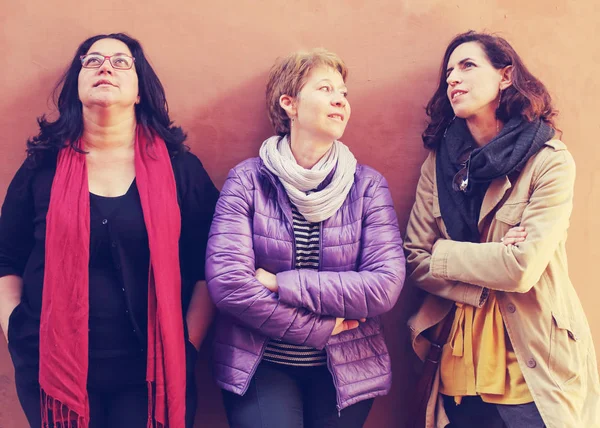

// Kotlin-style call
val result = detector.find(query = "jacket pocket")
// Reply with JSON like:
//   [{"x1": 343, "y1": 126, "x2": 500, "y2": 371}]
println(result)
[
  {"x1": 549, "y1": 311, "x2": 583, "y2": 388},
  {"x1": 495, "y1": 201, "x2": 528, "y2": 226}
]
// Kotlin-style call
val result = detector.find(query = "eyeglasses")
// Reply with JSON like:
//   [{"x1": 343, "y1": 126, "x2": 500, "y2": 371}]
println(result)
[
  {"x1": 80, "y1": 54, "x2": 135, "y2": 70},
  {"x1": 452, "y1": 150, "x2": 472, "y2": 192}
]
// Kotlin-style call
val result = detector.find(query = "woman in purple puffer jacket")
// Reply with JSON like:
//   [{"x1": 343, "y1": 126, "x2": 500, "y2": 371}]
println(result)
[{"x1": 205, "y1": 48, "x2": 406, "y2": 428}]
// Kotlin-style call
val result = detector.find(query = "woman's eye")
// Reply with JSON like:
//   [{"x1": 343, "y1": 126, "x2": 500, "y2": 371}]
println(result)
[
  {"x1": 464, "y1": 62, "x2": 475, "y2": 69},
  {"x1": 341, "y1": 92, "x2": 348, "y2": 98},
  {"x1": 320, "y1": 86, "x2": 331, "y2": 92}
]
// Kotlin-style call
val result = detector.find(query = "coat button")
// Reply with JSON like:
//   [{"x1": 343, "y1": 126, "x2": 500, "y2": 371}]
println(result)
[
  {"x1": 102, "y1": 219, "x2": 108, "y2": 225},
  {"x1": 507, "y1": 304, "x2": 516, "y2": 313},
  {"x1": 527, "y1": 358, "x2": 537, "y2": 368}
]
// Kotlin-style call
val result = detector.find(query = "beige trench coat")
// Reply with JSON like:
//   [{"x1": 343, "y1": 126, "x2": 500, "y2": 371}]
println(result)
[{"x1": 404, "y1": 140, "x2": 600, "y2": 428}]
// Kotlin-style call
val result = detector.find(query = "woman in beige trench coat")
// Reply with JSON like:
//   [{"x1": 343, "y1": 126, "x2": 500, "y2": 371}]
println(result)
[{"x1": 404, "y1": 31, "x2": 600, "y2": 428}]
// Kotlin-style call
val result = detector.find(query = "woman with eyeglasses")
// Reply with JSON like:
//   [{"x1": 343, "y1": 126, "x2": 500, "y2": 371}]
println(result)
[
  {"x1": 404, "y1": 31, "x2": 599, "y2": 428},
  {"x1": 0, "y1": 33, "x2": 218, "y2": 427},
  {"x1": 205, "y1": 48, "x2": 405, "y2": 428}
]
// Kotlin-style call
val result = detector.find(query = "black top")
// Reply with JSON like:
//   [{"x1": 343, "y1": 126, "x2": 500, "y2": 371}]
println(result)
[
  {"x1": 88, "y1": 184, "x2": 147, "y2": 358},
  {"x1": 0, "y1": 150, "x2": 219, "y2": 386}
]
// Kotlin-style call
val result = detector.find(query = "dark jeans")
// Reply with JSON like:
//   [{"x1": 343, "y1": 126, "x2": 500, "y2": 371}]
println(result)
[
  {"x1": 12, "y1": 340, "x2": 198, "y2": 428},
  {"x1": 17, "y1": 380, "x2": 149, "y2": 428},
  {"x1": 222, "y1": 361, "x2": 374, "y2": 428},
  {"x1": 443, "y1": 395, "x2": 546, "y2": 428}
]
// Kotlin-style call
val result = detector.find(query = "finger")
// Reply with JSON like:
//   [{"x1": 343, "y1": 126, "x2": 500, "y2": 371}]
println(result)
[
  {"x1": 331, "y1": 320, "x2": 342, "y2": 336},
  {"x1": 503, "y1": 232, "x2": 527, "y2": 242},
  {"x1": 359, "y1": 318, "x2": 367, "y2": 322},
  {"x1": 505, "y1": 230, "x2": 527, "y2": 238},
  {"x1": 502, "y1": 237, "x2": 526, "y2": 246},
  {"x1": 344, "y1": 320, "x2": 360, "y2": 331}
]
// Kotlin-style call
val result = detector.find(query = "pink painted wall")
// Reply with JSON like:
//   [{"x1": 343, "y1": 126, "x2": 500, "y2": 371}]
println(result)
[{"x1": 0, "y1": 1, "x2": 598, "y2": 426}]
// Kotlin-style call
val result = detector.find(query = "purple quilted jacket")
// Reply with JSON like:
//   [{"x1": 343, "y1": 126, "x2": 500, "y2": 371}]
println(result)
[{"x1": 205, "y1": 157, "x2": 405, "y2": 411}]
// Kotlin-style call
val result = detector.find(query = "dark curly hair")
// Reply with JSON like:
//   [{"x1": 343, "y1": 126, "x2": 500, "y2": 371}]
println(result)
[
  {"x1": 26, "y1": 32, "x2": 187, "y2": 167},
  {"x1": 422, "y1": 31, "x2": 558, "y2": 150}
]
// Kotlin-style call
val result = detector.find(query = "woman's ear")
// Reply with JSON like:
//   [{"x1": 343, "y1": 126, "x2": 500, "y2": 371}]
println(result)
[
  {"x1": 499, "y1": 65, "x2": 513, "y2": 91},
  {"x1": 279, "y1": 94, "x2": 297, "y2": 119}
]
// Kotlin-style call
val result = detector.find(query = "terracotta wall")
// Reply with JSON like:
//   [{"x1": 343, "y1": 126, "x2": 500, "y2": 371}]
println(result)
[{"x1": 0, "y1": 1, "x2": 598, "y2": 426}]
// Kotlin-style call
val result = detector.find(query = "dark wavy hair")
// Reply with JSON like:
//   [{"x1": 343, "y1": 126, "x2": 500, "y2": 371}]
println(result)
[
  {"x1": 26, "y1": 32, "x2": 187, "y2": 167},
  {"x1": 422, "y1": 31, "x2": 558, "y2": 150}
]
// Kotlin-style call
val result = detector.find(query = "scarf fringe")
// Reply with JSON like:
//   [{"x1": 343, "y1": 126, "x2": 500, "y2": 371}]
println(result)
[
  {"x1": 147, "y1": 381, "x2": 167, "y2": 428},
  {"x1": 40, "y1": 388, "x2": 87, "y2": 428}
]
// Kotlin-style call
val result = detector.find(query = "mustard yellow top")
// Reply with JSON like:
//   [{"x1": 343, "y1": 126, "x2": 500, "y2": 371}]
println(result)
[{"x1": 439, "y1": 291, "x2": 533, "y2": 405}]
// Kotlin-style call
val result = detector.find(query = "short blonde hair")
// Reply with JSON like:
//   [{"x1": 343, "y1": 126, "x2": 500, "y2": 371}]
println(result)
[{"x1": 266, "y1": 48, "x2": 348, "y2": 136}]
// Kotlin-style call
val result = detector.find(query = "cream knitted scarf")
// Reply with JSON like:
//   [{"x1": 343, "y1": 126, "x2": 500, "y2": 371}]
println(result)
[{"x1": 259, "y1": 135, "x2": 357, "y2": 223}]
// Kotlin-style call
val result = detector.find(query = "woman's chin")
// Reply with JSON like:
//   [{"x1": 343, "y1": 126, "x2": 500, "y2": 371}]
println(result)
[
  {"x1": 451, "y1": 108, "x2": 470, "y2": 120},
  {"x1": 82, "y1": 97, "x2": 134, "y2": 110}
]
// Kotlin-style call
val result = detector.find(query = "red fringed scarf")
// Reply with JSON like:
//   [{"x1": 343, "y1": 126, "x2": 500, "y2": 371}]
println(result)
[{"x1": 39, "y1": 127, "x2": 186, "y2": 427}]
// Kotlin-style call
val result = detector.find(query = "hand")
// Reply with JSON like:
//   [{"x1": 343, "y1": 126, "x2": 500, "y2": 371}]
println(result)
[
  {"x1": 1, "y1": 317, "x2": 8, "y2": 342},
  {"x1": 187, "y1": 338, "x2": 200, "y2": 352},
  {"x1": 1, "y1": 305, "x2": 17, "y2": 343},
  {"x1": 185, "y1": 280, "x2": 214, "y2": 354},
  {"x1": 501, "y1": 226, "x2": 527, "y2": 246},
  {"x1": 331, "y1": 317, "x2": 363, "y2": 336},
  {"x1": 255, "y1": 268, "x2": 278, "y2": 292}
]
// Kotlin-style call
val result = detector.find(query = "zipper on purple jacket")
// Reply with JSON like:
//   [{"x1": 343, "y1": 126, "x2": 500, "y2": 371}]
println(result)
[
  {"x1": 320, "y1": 221, "x2": 343, "y2": 414},
  {"x1": 326, "y1": 350, "x2": 343, "y2": 415},
  {"x1": 240, "y1": 339, "x2": 268, "y2": 396}
]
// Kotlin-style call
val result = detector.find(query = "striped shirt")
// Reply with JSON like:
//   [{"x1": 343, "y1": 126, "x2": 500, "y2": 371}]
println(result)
[{"x1": 262, "y1": 204, "x2": 327, "y2": 367}]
